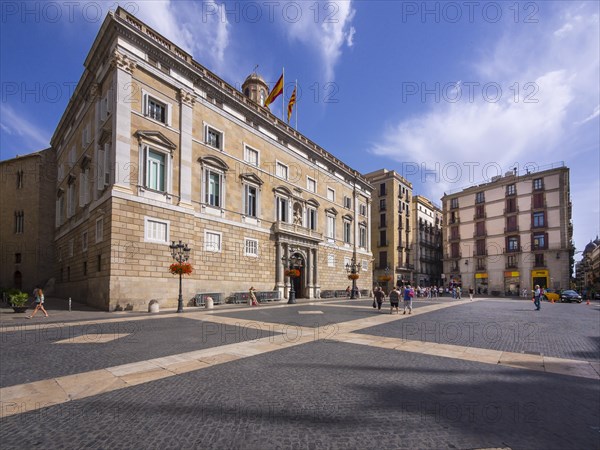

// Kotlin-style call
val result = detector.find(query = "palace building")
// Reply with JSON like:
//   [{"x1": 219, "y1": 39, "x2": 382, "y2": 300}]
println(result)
[
  {"x1": 441, "y1": 164, "x2": 572, "y2": 296},
  {"x1": 49, "y1": 7, "x2": 373, "y2": 310}
]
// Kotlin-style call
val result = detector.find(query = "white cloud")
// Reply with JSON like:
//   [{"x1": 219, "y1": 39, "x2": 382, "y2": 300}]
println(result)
[
  {"x1": 131, "y1": 0, "x2": 230, "y2": 75},
  {"x1": 578, "y1": 105, "x2": 600, "y2": 124},
  {"x1": 0, "y1": 104, "x2": 50, "y2": 151},
  {"x1": 369, "y1": 1, "x2": 599, "y2": 253},
  {"x1": 284, "y1": 0, "x2": 356, "y2": 81}
]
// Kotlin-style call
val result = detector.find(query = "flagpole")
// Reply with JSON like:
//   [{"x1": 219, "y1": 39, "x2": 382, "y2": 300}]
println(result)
[
  {"x1": 295, "y1": 79, "x2": 298, "y2": 130},
  {"x1": 281, "y1": 67, "x2": 285, "y2": 122}
]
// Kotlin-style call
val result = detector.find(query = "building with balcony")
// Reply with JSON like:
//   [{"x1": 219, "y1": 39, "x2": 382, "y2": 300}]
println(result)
[
  {"x1": 364, "y1": 169, "x2": 413, "y2": 289},
  {"x1": 46, "y1": 7, "x2": 372, "y2": 310},
  {"x1": 441, "y1": 164, "x2": 572, "y2": 296},
  {"x1": 411, "y1": 195, "x2": 443, "y2": 287},
  {"x1": 0, "y1": 150, "x2": 56, "y2": 293}
]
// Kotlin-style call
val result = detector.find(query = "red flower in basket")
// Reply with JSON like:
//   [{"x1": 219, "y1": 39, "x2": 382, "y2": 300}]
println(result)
[
  {"x1": 284, "y1": 269, "x2": 300, "y2": 277},
  {"x1": 348, "y1": 273, "x2": 360, "y2": 280},
  {"x1": 169, "y1": 262, "x2": 193, "y2": 275}
]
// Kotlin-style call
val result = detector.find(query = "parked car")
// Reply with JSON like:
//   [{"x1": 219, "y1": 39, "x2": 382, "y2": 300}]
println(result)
[
  {"x1": 560, "y1": 290, "x2": 582, "y2": 303},
  {"x1": 543, "y1": 289, "x2": 561, "y2": 302}
]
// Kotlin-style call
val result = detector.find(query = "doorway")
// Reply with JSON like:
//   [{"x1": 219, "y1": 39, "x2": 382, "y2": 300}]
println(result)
[{"x1": 291, "y1": 252, "x2": 305, "y2": 298}]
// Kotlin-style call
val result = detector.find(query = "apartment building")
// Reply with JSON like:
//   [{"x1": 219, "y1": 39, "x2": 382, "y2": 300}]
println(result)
[
  {"x1": 576, "y1": 238, "x2": 600, "y2": 294},
  {"x1": 364, "y1": 169, "x2": 413, "y2": 289},
  {"x1": 49, "y1": 7, "x2": 372, "y2": 310},
  {"x1": 441, "y1": 164, "x2": 572, "y2": 296},
  {"x1": 411, "y1": 195, "x2": 443, "y2": 287},
  {"x1": 0, "y1": 150, "x2": 56, "y2": 293}
]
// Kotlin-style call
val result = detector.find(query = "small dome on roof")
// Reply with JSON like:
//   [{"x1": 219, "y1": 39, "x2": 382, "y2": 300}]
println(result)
[{"x1": 583, "y1": 240, "x2": 598, "y2": 255}]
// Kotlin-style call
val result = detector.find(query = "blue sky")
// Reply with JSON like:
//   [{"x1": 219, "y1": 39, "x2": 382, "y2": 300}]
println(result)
[{"x1": 1, "y1": 1, "x2": 598, "y2": 258}]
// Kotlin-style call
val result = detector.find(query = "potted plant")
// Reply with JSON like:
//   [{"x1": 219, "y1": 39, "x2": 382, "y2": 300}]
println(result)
[{"x1": 8, "y1": 290, "x2": 29, "y2": 313}]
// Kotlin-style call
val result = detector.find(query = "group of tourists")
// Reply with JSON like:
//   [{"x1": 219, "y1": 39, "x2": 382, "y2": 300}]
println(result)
[{"x1": 373, "y1": 285, "x2": 414, "y2": 315}]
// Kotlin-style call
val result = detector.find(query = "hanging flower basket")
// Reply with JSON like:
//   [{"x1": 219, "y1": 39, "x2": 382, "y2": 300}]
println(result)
[
  {"x1": 285, "y1": 269, "x2": 300, "y2": 277},
  {"x1": 169, "y1": 262, "x2": 193, "y2": 275},
  {"x1": 378, "y1": 275, "x2": 393, "y2": 282},
  {"x1": 348, "y1": 273, "x2": 360, "y2": 280}
]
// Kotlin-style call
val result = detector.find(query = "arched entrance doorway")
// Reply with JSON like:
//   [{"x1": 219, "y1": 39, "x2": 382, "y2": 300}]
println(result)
[
  {"x1": 13, "y1": 271, "x2": 22, "y2": 290},
  {"x1": 291, "y1": 252, "x2": 305, "y2": 299}
]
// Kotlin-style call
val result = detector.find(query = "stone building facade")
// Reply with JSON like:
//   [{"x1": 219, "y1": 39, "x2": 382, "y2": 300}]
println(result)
[
  {"x1": 576, "y1": 238, "x2": 600, "y2": 295},
  {"x1": 50, "y1": 7, "x2": 372, "y2": 310},
  {"x1": 0, "y1": 150, "x2": 56, "y2": 293},
  {"x1": 441, "y1": 165, "x2": 573, "y2": 296},
  {"x1": 411, "y1": 195, "x2": 443, "y2": 288},
  {"x1": 364, "y1": 169, "x2": 413, "y2": 290}
]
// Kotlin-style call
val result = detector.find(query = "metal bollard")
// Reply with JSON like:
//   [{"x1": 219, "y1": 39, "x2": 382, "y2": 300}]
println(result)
[{"x1": 68, "y1": 297, "x2": 71, "y2": 312}]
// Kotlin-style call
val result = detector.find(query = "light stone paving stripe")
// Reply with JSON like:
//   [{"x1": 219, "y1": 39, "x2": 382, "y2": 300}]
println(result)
[
  {"x1": 53, "y1": 333, "x2": 131, "y2": 344},
  {"x1": 0, "y1": 325, "x2": 316, "y2": 419},
  {"x1": 2, "y1": 298, "x2": 597, "y2": 420},
  {"x1": 328, "y1": 332, "x2": 600, "y2": 380}
]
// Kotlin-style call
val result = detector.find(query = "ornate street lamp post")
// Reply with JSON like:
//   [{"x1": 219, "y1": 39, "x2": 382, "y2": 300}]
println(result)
[
  {"x1": 281, "y1": 248, "x2": 302, "y2": 304},
  {"x1": 169, "y1": 240, "x2": 191, "y2": 313},
  {"x1": 345, "y1": 256, "x2": 361, "y2": 299}
]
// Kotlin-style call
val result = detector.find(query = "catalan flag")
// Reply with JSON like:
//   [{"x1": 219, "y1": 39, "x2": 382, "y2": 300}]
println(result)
[
  {"x1": 264, "y1": 73, "x2": 284, "y2": 108},
  {"x1": 287, "y1": 85, "x2": 297, "y2": 123}
]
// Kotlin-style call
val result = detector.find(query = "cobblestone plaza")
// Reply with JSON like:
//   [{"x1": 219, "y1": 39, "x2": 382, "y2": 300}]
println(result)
[{"x1": 1, "y1": 297, "x2": 599, "y2": 449}]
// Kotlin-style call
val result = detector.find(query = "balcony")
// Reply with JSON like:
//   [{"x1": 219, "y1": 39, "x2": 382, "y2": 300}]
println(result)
[
  {"x1": 503, "y1": 207, "x2": 519, "y2": 214},
  {"x1": 378, "y1": 241, "x2": 389, "y2": 247},
  {"x1": 505, "y1": 261, "x2": 518, "y2": 269},
  {"x1": 273, "y1": 222, "x2": 323, "y2": 242},
  {"x1": 473, "y1": 212, "x2": 487, "y2": 220},
  {"x1": 504, "y1": 226, "x2": 519, "y2": 233},
  {"x1": 473, "y1": 250, "x2": 488, "y2": 257},
  {"x1": 473, "y1": 231, "x2": 486, "y2": 238}
]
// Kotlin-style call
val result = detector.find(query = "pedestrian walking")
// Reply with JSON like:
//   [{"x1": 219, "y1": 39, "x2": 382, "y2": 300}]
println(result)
[
  {"x1": 403, "y1": 284, "x2": 413, "y2": 314},
  {"x1": 374, "y1": 287, "x2": 385, "y2": 312},
  {"x1": 468, "y1": 286, "x2": 474, "y2": 301},
  {"x1": 27, "y1": 287, "x2": 48, "y2": 318},
  {"x1": 389, "y1": 286, "x2": 400, "y2": 314},
  {"x1": 457, "y1": 286, "x2": 462, "y2": 299},
  {"x1": 249, "y1": 286, "x2": 259, "y2": 306},
  {"x1": 533, "y1": 284, "x2": 541, "y2": 311}
]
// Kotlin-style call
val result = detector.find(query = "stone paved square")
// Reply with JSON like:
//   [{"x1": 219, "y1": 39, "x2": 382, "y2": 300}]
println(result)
[
  {"x1": 213, "y1": 304, "x2": 385, "y2": 328},
  {"x1": 1, "y1": 340, "x2": 598, "y2": 449},
  {"x1": 1, "y1": 299, "x2": 599, "y2": 449},
  {"x1": 356, "y1": 300, "x2": 600, "y2": 361},
  {"x1": 0, "y1": 317, "x2": 277, "y2": 387}
]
